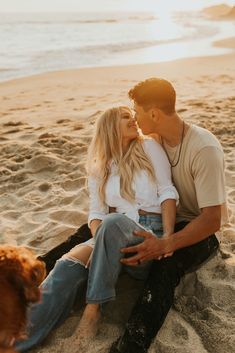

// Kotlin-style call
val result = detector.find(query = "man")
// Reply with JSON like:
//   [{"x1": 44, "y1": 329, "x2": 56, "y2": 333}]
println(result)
[{"x1": 109, "y1": 77, "x2": 227, "y2": 352}]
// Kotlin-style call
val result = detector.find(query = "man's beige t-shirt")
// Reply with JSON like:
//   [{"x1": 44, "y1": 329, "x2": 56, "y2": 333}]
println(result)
[{"x1": 162, "y1": 124, "x2": 228, "y2": 225}]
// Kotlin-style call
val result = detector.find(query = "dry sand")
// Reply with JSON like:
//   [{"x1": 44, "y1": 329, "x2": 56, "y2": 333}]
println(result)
[
  {"x1": 214, "y1": 37, "x2": 235, "y2": 49},
  {"x1": 0, "y1": 52, "x2": 234, "y2": 353},
  {"x1": 202, "y1": 4, "x2": 235, "y2": 19}
]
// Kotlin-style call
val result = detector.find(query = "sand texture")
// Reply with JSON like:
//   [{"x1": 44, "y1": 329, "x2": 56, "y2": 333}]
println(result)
[
  {"x1": 0, "y1": 53, "x2": 234, "y2": 353},
  {"x1": 202, "y1": 4, "x2": 235, "y2": 19}
]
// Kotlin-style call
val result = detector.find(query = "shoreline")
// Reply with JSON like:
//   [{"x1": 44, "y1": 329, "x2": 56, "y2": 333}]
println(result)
[
  {"x1": 0, "y1": 35, "x2": 234, "y2": 84},
  {"x1": 1, "y1": 50, "x2": 235, "y2": 87}
]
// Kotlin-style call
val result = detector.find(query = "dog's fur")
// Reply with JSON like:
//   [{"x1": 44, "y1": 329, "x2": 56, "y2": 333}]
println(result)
[{"x1": 0, "y1": 245, "x2": 46, "y2": 352}]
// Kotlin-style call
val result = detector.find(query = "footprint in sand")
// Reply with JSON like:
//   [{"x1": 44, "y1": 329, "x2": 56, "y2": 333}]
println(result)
[
  {"x1": 1, "y1": 211, "x2": 21, "y2": 221},
  {"x1": 177, "y1": 108, "x2": 188, "y2": 113},
  {"x1": 6, "y1": 162, "x2": 24, "y2": 172},
  {"x1": 13, "y1": 156, "x2": 25, "y2": 163},
  {"x1": 9, "y1": 107, "x2": 28, "y2": 111},
  {"x1": 4, "y1": 128, "x2": 21, "y2": 134},
  {"x1": 73, "y1": 123, "x2": 84, "y2": 130},
  {"x1": 8, "y1": 171, "x2": 27, "y2": 184},
  {"x1": 61, "y1": 177, "x2": 86, "y2": 192},
  {"x1": 3, "y1": 121, "x2": 25, "y2": 127},
  {"x1": 38, "y1": 132, "x2": 56, "y2": 139},
  {"x1": 25, "y1": 155, "x2": 59, "y2": 173},
  {"x1": 38, "y1": 182, "x2": 52, "y2": 192},
  {"x1": 38, "y1": 133, "x2": 74, "y2": 150},
  {"x1": 57, "y1": 119, "x2": 72, "y2": 124},
  {"x1": 49, "y1": 210, "x2": 84, "y2": 227}
]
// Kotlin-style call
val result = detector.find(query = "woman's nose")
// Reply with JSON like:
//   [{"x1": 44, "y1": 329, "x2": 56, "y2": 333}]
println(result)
[
  {"x1": 129, "y1": 114, "x2": 135, "y2": 121},
  {"x1": 129, "y1": 117, "x2": 136, "y2": 125}
]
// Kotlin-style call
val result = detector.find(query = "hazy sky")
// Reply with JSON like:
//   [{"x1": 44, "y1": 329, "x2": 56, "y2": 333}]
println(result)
[{"x1": 0, "y1": 0, "x2": 234, "y2": 12}]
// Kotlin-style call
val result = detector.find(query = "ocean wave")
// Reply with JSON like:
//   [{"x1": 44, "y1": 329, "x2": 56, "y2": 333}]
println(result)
[
  {"x1": 78, "y1": 39, "x2": 183, "y2": 53},
  {"x1": 32, "y1": 23, "x2": 215, "y2": 59},
  {"x1": 0, "y1": 68, "x2": 13, "y2": 72},
  {"x1": 72, "y1": 15, "x2": 158, "y2": 24},
  {"x1": 0, "y1": 13, "x2": 158, "y2": 26},
  {"x1": 0, "y1": 19, "x2": 119, "y2": 25},
  {"x1": 32, "y1": 37, "x2": 186, "y2": 61}
]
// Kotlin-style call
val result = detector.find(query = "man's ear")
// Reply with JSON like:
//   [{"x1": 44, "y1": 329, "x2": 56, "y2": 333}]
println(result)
[{"x1": 150, "y1": 108, "x2": 159, "y2": 122}]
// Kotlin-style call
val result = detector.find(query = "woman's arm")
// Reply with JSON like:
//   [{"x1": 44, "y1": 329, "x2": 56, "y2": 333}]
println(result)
[
  {"x1": 89, "y1": 219, "x2": 102, "y2": 237},
  {"x1": 161, "y1": 199, "x2": 176, "y2": 236},
  {"x1": 160, "y1": 198, "x2": 176, "y2": 258},
  {"x1": 144, "y1": 139, "x2": 178, "y2": 235},
  {"x1": 88, "y1": 176, "x2": 108, "y2": 234}
]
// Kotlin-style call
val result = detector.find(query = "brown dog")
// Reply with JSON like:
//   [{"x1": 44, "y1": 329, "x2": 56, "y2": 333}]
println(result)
[{"x1": 0, "y1": 245, "x2": 46, "y2": 352}]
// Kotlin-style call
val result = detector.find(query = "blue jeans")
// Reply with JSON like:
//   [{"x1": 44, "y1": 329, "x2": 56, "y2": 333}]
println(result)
[
  {"x1": 16, "y1": 213, "x2": 162, "y2": 352},
  {"x1": 86, "y1": 213, "x2": 163, "y2": 303}
]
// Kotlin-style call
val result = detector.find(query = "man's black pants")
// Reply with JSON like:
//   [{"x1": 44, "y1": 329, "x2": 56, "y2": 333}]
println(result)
[{"x1": 109, "y1": 222, "x2": 219, "y2": 352}]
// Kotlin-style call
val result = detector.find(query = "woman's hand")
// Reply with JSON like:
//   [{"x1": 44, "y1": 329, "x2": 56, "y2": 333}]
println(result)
[{"x1": 120, "y1": 230, "x2": 175, "y2": 266}]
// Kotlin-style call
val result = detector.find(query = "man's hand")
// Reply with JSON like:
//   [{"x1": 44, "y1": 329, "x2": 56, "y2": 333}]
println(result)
[{"x1": 120, "y1": 230, "x2": 174, "y2": 266}]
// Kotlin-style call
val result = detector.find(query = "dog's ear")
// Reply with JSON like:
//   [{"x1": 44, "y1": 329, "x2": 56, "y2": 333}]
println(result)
[
  {"x1": 23, "y1": 285, "x2": 41, "y2": 303},
  {"x1": 12, "y1": 260, "x2": 45, "y2": 304},
  {"x1": 23, "y1": 261, "x2": 46, "y2": 303},
  {"x1": 30, "y1": 261, "x2": 46, "y2": 286}
]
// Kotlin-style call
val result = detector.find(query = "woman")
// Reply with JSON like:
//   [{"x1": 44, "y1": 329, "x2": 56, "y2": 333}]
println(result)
[{"x1": 16, "y1": 106, "x2": 178, "y2": 352}]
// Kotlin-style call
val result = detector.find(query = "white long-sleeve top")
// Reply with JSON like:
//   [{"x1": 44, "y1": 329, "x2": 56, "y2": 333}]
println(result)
[{"x1": 88, "y1": 138, "x2": 179, "y2": 226}]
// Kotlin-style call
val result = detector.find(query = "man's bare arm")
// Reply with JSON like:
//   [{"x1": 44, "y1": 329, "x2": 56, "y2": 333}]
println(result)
[
  {"x1": 167, "y1": 205, "x2": 221, "y2": 252},
  {"x1": 121, "y1": 205, "x2": 221, "y2": 265}
]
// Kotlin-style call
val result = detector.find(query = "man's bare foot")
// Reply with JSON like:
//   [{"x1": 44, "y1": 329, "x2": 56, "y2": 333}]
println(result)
[{"x1": 75, "y1": 304, "x2": 101, "y2": 342}]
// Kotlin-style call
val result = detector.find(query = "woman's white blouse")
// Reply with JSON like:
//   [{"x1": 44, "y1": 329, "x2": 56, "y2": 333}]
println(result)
[{"x1": 88, "y1": 139, "x2": 179, "y2": 225}]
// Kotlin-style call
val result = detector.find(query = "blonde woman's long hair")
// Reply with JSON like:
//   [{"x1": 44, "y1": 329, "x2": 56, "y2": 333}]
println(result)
[{"x1": 87, "y1": 106, "x2": 156, "y2": 205}]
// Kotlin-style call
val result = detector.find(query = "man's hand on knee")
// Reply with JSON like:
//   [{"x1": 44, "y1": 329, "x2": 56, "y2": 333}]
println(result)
[{"x1": 120, "y1": 230, "x2": 174, "y2": 266}]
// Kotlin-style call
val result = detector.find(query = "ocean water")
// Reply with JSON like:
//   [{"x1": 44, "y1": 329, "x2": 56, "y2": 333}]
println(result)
[{"x1": 0, "y1": 10, "x2": 234, "y2": 81}]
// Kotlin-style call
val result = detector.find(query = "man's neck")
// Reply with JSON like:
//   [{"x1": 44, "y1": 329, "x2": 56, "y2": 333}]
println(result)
[{"x1": 160, "y1": 116, "x2": 186, "y2": 147}]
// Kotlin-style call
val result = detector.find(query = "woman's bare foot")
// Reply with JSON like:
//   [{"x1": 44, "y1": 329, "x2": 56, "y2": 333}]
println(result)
[{"x1": 75, "y1": 304, "x2": 101, "y2": 343}]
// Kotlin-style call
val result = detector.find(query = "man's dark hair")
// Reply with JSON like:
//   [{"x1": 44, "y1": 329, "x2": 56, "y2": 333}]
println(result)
[{"x1": 128, "y1": 78, "x2": 176, "y2": 114}]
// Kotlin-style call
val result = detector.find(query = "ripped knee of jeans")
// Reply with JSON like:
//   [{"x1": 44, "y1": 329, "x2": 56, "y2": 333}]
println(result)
[
  {"x1": 61, "y1": 253, "x2": 86, "y2": 267},
  {"x1": 61, "y1": 243, "x2": 93, "y2": 268}
]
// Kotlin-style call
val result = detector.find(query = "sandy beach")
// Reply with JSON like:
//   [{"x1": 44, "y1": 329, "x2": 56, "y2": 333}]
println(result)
[{"x1": 0, "y1": 48, "x2": 235, "y2": 353}]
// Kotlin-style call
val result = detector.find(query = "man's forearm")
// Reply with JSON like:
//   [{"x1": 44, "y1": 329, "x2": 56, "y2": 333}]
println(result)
[
  {"x1": 169, "y1": 206, "x2": 221, "y2": 253},
  {"x1": 161, "y1": 199, "x2": 176, "y2": 236},
  {"x1": 120, "y1": 206, "x2": 221, "y2": 263}
]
